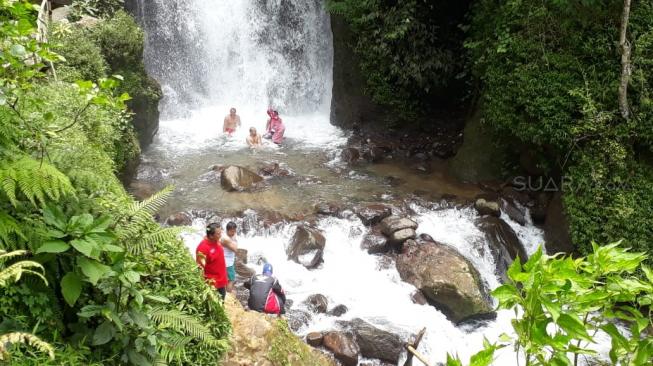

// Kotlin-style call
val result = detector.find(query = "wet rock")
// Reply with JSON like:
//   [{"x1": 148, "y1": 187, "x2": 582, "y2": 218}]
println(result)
[
  {"x1": 501, "y1": 186, "x2": 531, "y2": 207},
  {"x1": 355, "y1": 204, "x2": 392, "y2": 226},
  {"x1": 389, "y1": 228, "x2": 416, "y2": 243},
  {"x1": 234, "y1": 283, "x2": 250, "y2": 308},
  {"x1": 500, "y1": 198, "x2": 527, "y2": 225},
  {"x1": 210, "y1": 164, "x2": 225, "y2": 172},
  {"x1": 530, "y1": 192, "x2": 550, "y2": 225},
  {"x1": 362, "y1": 147, "x2": 385, "y2": 163},
  {"x1": 315, "y1": 202, "x2": 341, "y2": 216},
  {"x1": 360, "y1": 227, "x2": 388, "y2": 254},
  {"x1": 396, "y1": 240, "x2": 493, "y2": 324},
  {"x1": 474, "y1": 198, "x2": 500, "y2": 217},
  {"x1": 322, "y1": 331, "x2": 360, "y2": 366},
  {"x1": 198, "y1": 170, "x2": 221, "y2": 183},
  {"x1": 235, "y1": 260, "x2": 255, "y2": 279},
  {"x1": 338, "y1": 318, "x2": 403, "y2": 363},
  {"x1": 286, "y1": 225, "x2": 326, "y2": 269},
  {"x1": 220, "y1": 165, "x2": 264, "y2": 192},
  {"x1": 306, "y1": 332, "x2": 324, "y2": 347},
  {"x1": 384, "y1": 176, "x2": 404, "y2": 187},
  {"x1": 376, "y1": 254, "x2": 396, "y2": 270},
  {"x1": 418, "y1": 233, "x2": 436, "y2": 243},
  {"x1": 128, "y1": 181, "x2": 156, "y2": 201},
  {"x1": 328, "y1": 304, "x2": 348, "y2": 317},
  {"x1": 258, "y1": 162, "x2": 291, "y2": 177},
  {"x1": 544, "y1": 192, "x2": 574, "y2": 254},
  {"x1": 411, "y1": 290, "x2": 428, "y2": 305},
  {"x1": 236, "y1": 249, "x2": 248, "y2": 263},
  {"x1": 475, "y1": 216, "x2": 528, "y2": 282},
  {"x1": 341, "y1": 147, "x2": 360, "y2": 163},
  {"x1": 287, "y1": 309, "x2": 312, "y2": 332},
  {"x1": 304, "y1": 294, "x2": 328, "y2": 314},
  {"x1": 165, "y1": 212, "x2": 192, "y2": 226},
  {"x1": 380, "y1": 216, "x2": 418, "y2": 236}
]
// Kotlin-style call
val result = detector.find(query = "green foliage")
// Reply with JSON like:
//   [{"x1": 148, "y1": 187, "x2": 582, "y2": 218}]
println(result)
[
  {"x1": 268, "y1": 319, "x2": 331, "y2": 366},
  {"x1": 52, "y1": 26, "x2": 108, "y2": 82},
  {"x1": 69, "y1": 0, "x2": 125, "y2": 21},
  {"x1": 88, "y1": 11, "x2": 145, "y2": 72},
  {"x1": 0, "y1": 250, "x2": 54, "y2": 361},
  {"x1": 456, "y1": 243, "x2": 653, "y2": 366},
  {"x1": 467, "y1": 0, "x2": 653, "y2": 258},
  {"x1": 0, "y1": 3, "x2": 230, "y2": 365},
  {"x1": 327, "y1": 0, "x2": 470, "y2": 120}
]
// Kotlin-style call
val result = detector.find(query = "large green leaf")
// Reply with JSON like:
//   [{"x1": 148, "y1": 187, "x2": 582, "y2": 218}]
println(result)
[
  {"x1": 92, "y1": 321, "x2": 115, "y2": 345},
  {"x1": 70, "y1": 238, "x2": 97, "y2": 258},
  {"x1": 78, "y1": 257, "x2": 110, "y2": 285},
  {"x1": 557, "y1": 314, "x2": 593, "y2": 342},
  {"x1": 61, "y1": 272, "x2": 82, "y2": 307},
  {"x1": 36, "y1": 240, "x2": 70, "y2": 254},
  {"x1": 42, "y1": 205, "x2": 67, "y2": 230}
]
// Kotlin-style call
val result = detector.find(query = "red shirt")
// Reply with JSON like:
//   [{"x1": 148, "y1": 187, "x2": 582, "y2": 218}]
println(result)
[{"x1": 196, "y1": 237, "x2": 228, "y2": 288}]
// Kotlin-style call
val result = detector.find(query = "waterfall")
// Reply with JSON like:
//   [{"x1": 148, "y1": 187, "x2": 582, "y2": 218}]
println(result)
[{"x1": 131, "y1": 0, "x2": 333, "y2": 119}]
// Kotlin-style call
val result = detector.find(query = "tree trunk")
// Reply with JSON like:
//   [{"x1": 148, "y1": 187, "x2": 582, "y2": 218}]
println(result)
[{"x1": 618, "y1": 0, "x2": 632, "y2": 120}]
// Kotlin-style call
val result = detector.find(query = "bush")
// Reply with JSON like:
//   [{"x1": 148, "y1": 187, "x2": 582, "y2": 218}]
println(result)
[
  {"x1": 466, "y1": 0, "x2": 653, "y2": 258},
  {"x1": 52, "y1": 27, "x2": 107, "y2": 82}
]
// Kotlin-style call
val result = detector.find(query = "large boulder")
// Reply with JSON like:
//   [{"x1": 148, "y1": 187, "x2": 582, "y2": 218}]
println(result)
[
  {"x1": 475, "y1": 216, "x2": 528, "y2": 282},
  {"x1": 322, "y1": 331, "x2": 360, "y2": 366},
  {"x1": 328, "y1": 304, "x2": 349, "y2": 317},
  {"x1": 355, "y1": 204, "x2": 392, "y2": 226},
  {"x1": 287, "y1": 309, "x2": 312, "y2": 332},
  {"x1": 286, "y1": 225, "x2": 326, "y2": 269},
  {"x1": 338, "y1": 318, "x2": 403, "y2": 363},
  {"x1": 220, "y1": 165, "x2": 264, "y2": 192},
  {"x1": 306, "y1": 332, "x2": 324, "y2": 347},
  {"x1": 396, "y1": 240, "x2": 493, "y2": 323},
  {"x1": 304, "y1": 294, "x2": 329, "y2": 314}
]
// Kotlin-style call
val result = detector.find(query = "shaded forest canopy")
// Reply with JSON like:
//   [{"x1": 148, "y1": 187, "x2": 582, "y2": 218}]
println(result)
[{"x1": 328, "y1": 0, "x2": 653, "y2": 258}]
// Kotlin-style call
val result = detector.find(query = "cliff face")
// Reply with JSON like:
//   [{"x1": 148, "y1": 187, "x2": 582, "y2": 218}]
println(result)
[{"x1": 329, "y1": 14, "x2": 387, "y2": 129}]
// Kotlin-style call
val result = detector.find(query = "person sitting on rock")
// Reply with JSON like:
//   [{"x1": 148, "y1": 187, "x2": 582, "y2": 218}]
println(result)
[
  {"x1": 263, "y1": 110, "x2": 285, "y2": 145},
  {"x1": 244, "y1": 263, "x2": 286, "y2": 315},
  {"x1": 196, "y1": 223, "x2": 228, "y2": 299},
  {"x1": 246, "y1": 127, "x2": 262, "y2": 148},
  {"x1": 223, "y1": 107, "x2": 241, "y2": 135}
]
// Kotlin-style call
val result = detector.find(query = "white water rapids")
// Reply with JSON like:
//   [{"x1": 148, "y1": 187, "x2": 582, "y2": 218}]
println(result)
[{"x1": 131, "y1": 0, "x2": 613, "y2": 364}]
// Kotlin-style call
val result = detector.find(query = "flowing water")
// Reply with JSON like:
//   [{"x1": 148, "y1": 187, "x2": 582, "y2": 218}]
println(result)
[{"x1": 131, "y1": 1, "x2": 611, "y2": 364}]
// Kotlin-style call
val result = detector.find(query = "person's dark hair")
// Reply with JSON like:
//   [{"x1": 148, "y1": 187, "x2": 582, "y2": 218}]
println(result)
[
  {"x1": 226, "y1": 221, "x2": 237, "y2": 231},
  {"x1": 206, "y1": 222, "x2": 221, "y2": 236}
]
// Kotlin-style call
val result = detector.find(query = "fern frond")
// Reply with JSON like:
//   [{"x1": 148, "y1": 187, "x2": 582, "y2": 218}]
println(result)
[
  {"x1": 0, "y1": 332, "x2": 55, "y2": 360},
  {"x1": 130, "y1": 186, "x2": 174, "y2": 216},
  {"x1": 129, "y1": 227, "x2": 187, "y2": 255},
  {"x1": 0, "y1": 252, "x2": 48, "y2": 287},
  {"x1": 0, "y1": 157, "x2": 74, "y2": 207},
  {"x1": 157, "y1": 335, "x2": 192, "y2": 363},
  {"x1": 0, "y1": 213, "x2": 25, "y2": 247},
  {"x1": 150, "y1": 309, "x2": 222, "y2": 347}
]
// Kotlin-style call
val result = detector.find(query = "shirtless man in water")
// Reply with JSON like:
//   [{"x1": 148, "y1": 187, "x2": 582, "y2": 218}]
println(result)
[
  {"x1": 246, "y1": 127, "x2": 262, "y2": 148},
  {"x1": 223, "y1": 107, "x2": 241, "y2": 135}
]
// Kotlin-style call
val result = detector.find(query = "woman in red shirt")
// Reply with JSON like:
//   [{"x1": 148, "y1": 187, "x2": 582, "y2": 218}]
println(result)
[{"x1": 196, "y1": 223, "x2": 228, "y2": 299}]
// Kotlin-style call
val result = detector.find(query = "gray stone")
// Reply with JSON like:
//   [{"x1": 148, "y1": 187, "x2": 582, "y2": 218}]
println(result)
[
  {"x1": 304, "y1": 294, "x2": 328, "y2": 314},
  {"x1": 380, "y1": 216, "x2": 418, "y2": 236},
  {"x1": 220, "y1": 166, "x2": 264, "y2": 192},
  {"x1": 389, "y1": 228, "x2": 416, "y2": 243},
  {"x1": 322, "y1": 331, "x2": 360, "y2": 366},
  {"x1": 286, "y1": 225, "x2": 326, "y2": 269},
  {"x1": 396, "y1": 240, "x2": 493, "y2": 323}
]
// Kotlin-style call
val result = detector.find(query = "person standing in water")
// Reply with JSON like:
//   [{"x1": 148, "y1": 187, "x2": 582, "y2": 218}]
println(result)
[
  {"x1": 263, "y1": 110, "x2": 285, "y2": 145},
  {"x1": 246, "y1": 127, "x2": 262, "y2": 148},
  {"x1": 222, "y1": 221, "x2": 239, "y2": 293},
  {"x1": 196, "y1": 223, "x2": 228, "y2": 299},
  {"x1": 223, "y1": 107, "x2": 241, "y2": 135}
]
